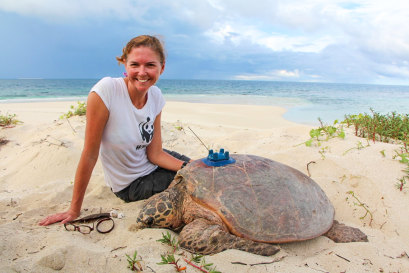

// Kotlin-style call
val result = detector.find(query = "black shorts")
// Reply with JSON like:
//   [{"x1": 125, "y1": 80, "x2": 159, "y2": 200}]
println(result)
[{"x1": 114, "y1": 150, "x2": 190, "y2": 202}]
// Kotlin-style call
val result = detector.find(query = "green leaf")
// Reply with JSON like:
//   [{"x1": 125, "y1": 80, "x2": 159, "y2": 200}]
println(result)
[{"x1": 309, "y1": 128, "x2": 321, "y2": 139}]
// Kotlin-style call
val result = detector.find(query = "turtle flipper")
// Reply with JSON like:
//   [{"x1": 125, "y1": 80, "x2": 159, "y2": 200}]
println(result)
[
  {"x1": 324, "y1": 220, "x2": 368, "y2": 243},
  {"x1": 179, "y1": 218, "x2": 280, "y2": 256}
]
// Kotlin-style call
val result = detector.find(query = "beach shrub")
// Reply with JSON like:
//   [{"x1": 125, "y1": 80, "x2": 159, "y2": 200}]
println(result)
[
  {"x1": 157, "y1": 231, "x2": 179, "y2": 253},
  {"x1": 0, "y1": 111, "x2": 20, "y2": 149},
  {"x1": 0, "y1": 112, "x2": 21, "y2": 127},
  {"x1": 60, "y1": 101, "x2": 87, "y2": 119},
  {"x1": 299, "y1": 118, "x2": 345, "y2": 147},
  {"x1": 156, "y1": 232, "x2": 221, "y2": 273},
  {"x1": 125, "y1": 250, "x2": 143, "y2": 272},
  {"x1": 343, "y1": 141, "x2": 370, "y2": 155},
  {"x1": 343, "y1": 109, "x2": 409, "y2": 191},
  {"x1": 343, "y1": 108, "x2": 409, "y2": 152},
  {"x1": 346, "y1": 191, "x2": 373, "y2": 226},
  {"x1": 157, "y1": 254, "x2": 186, "y2": 272},
  {"x1": 185, "y1": 254, "x2": 220, "y2": 273},
  {"x1": 393, "y1": 151, "x2": 409, "y2": 191}
]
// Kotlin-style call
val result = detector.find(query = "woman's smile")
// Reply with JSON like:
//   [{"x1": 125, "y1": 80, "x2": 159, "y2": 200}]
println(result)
[{"x1": 124, "y1": 46, "x2": 165, "y2": 93}]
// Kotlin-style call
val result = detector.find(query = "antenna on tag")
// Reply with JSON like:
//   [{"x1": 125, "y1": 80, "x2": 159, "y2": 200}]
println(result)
[
  {"x1": 187, "y1": 126, "x2": 235, "y2": 167},
  {"x1": 188, "y1": 126, "x2": 209, "y2": 152}
]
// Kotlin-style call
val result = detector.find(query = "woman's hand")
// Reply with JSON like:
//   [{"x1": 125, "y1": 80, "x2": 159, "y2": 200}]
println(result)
[
  {"x1": 39, "y1": 93, "x2": 108, "y2": 227},
  {"x1": 39, "y1": 210, "x2": 79, "y2": 226}
]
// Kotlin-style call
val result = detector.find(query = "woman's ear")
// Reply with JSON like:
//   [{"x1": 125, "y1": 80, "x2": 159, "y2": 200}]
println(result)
[{"x1": 160, "y1": 61, "x2": 166, "y2": 75}]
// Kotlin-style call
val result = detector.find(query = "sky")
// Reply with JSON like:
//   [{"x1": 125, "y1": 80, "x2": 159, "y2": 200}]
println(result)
[{"x1": 1, "y1": 0, "x2": 409, "y2": 85}]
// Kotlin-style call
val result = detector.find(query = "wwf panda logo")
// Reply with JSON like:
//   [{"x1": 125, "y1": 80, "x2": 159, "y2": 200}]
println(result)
[{"x1": 139, "y1": 117, "x2": 154, "y2": 143}]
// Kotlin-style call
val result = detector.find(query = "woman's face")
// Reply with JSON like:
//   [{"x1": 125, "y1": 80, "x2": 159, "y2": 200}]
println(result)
[{"x1": 124, "y1": 46, "x2": 165, "y2": 92}]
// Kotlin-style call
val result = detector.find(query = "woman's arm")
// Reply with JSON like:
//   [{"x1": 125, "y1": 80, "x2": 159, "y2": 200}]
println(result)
[
  {"x1": 146, "y1": 112, "x2": 186, "y2": 171},
  {"x1": 39, "y1": 92, "x2": 109, "y2": 226}
]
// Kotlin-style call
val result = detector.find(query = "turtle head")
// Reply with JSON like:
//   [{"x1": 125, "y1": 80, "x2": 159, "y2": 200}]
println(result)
[{"x1": 136, "y1": 187, "x2": 183, "y2": 229}]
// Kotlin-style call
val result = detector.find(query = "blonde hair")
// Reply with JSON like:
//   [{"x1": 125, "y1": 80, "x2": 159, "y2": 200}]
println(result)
[{"x1": 116, "y1": 35, "x2": 166, "y2": 65}]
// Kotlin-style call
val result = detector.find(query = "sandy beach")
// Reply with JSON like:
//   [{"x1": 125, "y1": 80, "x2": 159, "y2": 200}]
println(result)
[{"x1": 0, "y1": 100, "x2": 408, "y2": 273}]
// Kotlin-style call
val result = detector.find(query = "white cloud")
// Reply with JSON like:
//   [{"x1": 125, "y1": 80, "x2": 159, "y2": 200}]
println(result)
[
  {"x1": 259, "y1": 34, "x2": 334, "y2": 53},
  {"x1": 203, "y1": 0, "x2": 409, "y2": 54},
  {"x1": 2, "y1": 0, "x2": 409, "y2": 83},
  {"x1": 3, "y1": 0, "x2": 409, "y2": 58},
  {"x1": 204, "y1": 23, "x2": 237, "y2": 45},
  {"x1": 200, "y1": 0, "x2": 409, "y2": 84},
  {"x1": 206, "y1": 0, "x2": 224, "y2": 11},
  {"x1": 234, "y1": 69, "x2": 301, "y2": 81},
  {"x1": 0, "y1": 0, "x2": 148, "y2": 20},
  {"x1": 204, "y1": 22, "x2": 335, "y2": 53},
  {"x1": 375, "y1": 63, "x2": 409, "y2": 79}
]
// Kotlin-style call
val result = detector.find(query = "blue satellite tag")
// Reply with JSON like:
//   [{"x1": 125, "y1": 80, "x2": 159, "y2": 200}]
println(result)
[{"x1": 202, "y1": 148, "x2": 236, "y2": 167}]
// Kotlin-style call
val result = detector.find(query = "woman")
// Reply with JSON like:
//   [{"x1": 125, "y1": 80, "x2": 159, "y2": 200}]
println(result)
[{"x1": 40, "y1": 35, "x2": 190, "y2": 226}]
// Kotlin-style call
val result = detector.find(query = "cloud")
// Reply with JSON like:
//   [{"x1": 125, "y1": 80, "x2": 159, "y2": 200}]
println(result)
[
  {"x1": 374, "y1": 63, "x2": 409, "y2": 80},
  {"x1": 0, "y1": 0, "x2": 149, "y2": 21},
  {"x1": 201, "y1": 0, "x2": 409, "y2": 84},
  {"x1": 204, "y1": 22, "x2": 336, "y2": 54},
  {"x1": 3, "y1": 0, "x2": 409, "y2": 57},
  {"x1": 259, "y1": 34, "x2": 334, "y2": 53},
  {"x1": 1, "y1": 0, "x2": 409, "y2": 84},
  {"x1": 234, "y1": 69, "x2": 301, "y2": 81}
]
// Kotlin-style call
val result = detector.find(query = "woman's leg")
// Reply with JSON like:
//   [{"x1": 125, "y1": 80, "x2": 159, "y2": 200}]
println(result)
[{"x1": 114, "y1": 149, "x2": 190, "y2": 202}]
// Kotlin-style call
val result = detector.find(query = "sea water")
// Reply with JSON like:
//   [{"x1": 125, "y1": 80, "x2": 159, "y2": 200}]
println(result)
[{"x1": 1, "y1": 78, "x2": 408, "y2": 125}]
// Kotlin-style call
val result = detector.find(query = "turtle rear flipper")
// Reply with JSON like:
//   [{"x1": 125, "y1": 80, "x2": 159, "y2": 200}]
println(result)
[
  {"x1": 179, "y1": 218, "x2": 280, "y2": 256},
  {"x1": 324, "y1": 220, "x2": 368, "y2": 243}
]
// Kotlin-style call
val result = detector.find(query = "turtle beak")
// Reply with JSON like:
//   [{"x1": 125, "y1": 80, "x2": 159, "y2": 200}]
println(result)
[{"x1": 133, "y1": 220, "x2": 145, "y2": 230}]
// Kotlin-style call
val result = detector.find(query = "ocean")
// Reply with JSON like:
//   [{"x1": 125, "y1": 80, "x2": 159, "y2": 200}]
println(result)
[{"x1": 1, "y1": 78, "x2": 409, "y2": 125}]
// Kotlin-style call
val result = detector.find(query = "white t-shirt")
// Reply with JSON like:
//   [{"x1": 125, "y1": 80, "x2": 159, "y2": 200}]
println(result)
[{"x1": 90, "y1": 77, "x2": 166, "y2": 192}]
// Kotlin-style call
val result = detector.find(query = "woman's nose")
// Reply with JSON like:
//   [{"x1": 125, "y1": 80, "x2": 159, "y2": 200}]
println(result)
[{"x1": 137, "y1": 65, "x2": 147, "y2": 74}]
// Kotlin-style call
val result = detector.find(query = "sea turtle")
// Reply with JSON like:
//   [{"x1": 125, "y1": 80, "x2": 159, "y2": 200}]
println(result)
[{"x1": 135, "y1": 154, "x2": 367, "y2": 256}]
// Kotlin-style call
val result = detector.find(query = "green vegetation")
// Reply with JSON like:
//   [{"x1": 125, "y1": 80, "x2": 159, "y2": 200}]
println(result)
[
  {"x1": 184, "y1": 254, "x2": 221, "y2": 273},
  {"x1": 393, "y1": 152, "x2": 409, "y2": 191},
  {"x1": 60, "y1": 101, "x2": 87, "y2": 119},
  {"x1": 343, "y1": 109, "x2": 409, "y2": 191},
  {"x1": 346, "y1": 191, "x2": 373, "y2": 226},
  {"x1": 125, "y1": 250, "x2": 143, "y2": 272},
  {"x1": 343, "y1": 108, "x2": 409, "y2": 151},
  {"x1": 343, "y1": 141, "x2": 370, "y2": 155},
  {"x1": 156, "y1": 232, "x2": 221, "y2": 273},
  {"x1": 0, "y1": 112, "x2": 21, "y2": 147},
  {"x1": 301, "y1": 109, "x2": 409, "y2": 192},
  {"x1": 0, "y1": 112, "x2": 22, "y2": 127},
  {"x1": 157, "y1": 231, "x2": 179, "y2": 253},
  {"x1": 158, "y1": 254, "x2": 186, "y2": 272},
  {"x1": 299, "y1": 118, "x2": 345, "y2": 147},
  {"x1": 318, "y1": 146, "x2": 330, "y2": 159},
  {"x1": 173, "y1": 121, "x2": 184, "y2": 131},
  {"x1": 157, "y1": 232, "x2": 185, "y2": 271}
]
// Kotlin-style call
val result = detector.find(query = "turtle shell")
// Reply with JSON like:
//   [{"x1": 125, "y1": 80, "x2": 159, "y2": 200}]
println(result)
[{"x1": 178, "y1": 154, "x2": 335, "y2": 243}]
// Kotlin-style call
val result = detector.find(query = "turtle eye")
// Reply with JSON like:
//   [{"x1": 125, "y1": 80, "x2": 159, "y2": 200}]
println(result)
[{"x1": 145, "y1": 217, "x2": 154, "y2": 226}]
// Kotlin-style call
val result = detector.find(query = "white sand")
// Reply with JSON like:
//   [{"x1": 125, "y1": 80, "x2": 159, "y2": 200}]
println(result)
[{"x1": 0, "y1": 100, "x2": 408, "y2": 272}]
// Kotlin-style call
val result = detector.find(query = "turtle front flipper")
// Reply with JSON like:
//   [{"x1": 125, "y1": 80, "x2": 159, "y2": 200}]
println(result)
[{"x1": 179, "y1": 218, "x2": 280, "y2": 256}]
